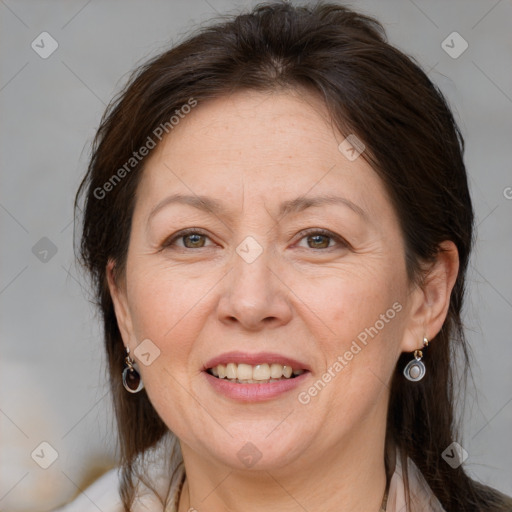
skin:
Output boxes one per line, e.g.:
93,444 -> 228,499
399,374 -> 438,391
107,89 -> 459,512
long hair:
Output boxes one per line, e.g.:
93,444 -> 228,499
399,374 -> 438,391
74,2 -> 511,510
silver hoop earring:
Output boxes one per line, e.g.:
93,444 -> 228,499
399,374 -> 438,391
403,337 -> 429,382
122,347 -> 144,393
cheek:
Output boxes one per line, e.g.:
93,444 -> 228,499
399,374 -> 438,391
301,264 -> 405,349
126,258 -> 209,333
124,264 -> 212,375
295,266 -> 406,408
123,267 -> 213,433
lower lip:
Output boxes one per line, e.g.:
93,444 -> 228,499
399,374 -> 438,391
203,371 -> 309,402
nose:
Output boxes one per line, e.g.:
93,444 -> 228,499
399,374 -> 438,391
216,245 -> 293,331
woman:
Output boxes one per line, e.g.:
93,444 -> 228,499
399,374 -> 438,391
57,2 -> 511,511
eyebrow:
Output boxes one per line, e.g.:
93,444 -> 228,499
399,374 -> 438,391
147,194 -> 228,225
146,193 -> 368,225
278,195 -> 368,221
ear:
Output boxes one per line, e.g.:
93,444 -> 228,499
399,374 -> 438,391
106,258 -> 136,350
400,241 -> 459,352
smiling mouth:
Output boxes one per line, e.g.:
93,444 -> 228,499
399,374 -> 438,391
207,362 -> 306,384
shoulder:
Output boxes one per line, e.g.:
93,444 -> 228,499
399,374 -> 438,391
471,480 -> 512,511
51,468 -> 123,512
387,454 -> 446,512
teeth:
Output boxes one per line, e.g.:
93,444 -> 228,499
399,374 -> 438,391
208,362 -> 305,382
253,364 -> 270,380
237,363 -> 253,380
270,363 -> 283,378
226,363 -> 237,379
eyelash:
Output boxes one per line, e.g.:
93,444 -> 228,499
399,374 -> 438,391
161,227 -> 349,251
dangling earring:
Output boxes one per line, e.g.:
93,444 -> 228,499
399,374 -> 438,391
122,347 -> 144,393
403,337 -> 429,382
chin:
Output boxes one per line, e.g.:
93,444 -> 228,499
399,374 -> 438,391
202,430 -> 310,472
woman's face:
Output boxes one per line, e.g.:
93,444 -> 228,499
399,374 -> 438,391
109,90 -> 425,471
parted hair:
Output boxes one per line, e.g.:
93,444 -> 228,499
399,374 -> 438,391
75,2 -> 512,510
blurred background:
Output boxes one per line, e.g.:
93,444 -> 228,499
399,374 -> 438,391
1,0 -> 511,510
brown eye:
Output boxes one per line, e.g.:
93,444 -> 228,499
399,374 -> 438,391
162,229 -> 212,250
296,229 -> 347,250
306,233 -> 332,249
182,233 -> 206,248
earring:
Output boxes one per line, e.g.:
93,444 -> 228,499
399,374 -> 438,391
122,347 -> 144,393
403,337 -> 429,382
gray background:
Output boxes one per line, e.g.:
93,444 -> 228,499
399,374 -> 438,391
1,0 -> 511,510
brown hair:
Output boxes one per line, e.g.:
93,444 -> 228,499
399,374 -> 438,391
74,2 -> 511,510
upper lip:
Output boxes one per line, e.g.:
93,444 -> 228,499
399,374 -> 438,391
203,351 -> 311,372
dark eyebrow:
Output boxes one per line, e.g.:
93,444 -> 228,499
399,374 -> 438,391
147,193 -> 368,225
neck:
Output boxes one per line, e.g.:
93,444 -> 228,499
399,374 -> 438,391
177,414 -> 388,512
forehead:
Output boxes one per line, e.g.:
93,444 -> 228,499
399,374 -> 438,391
135,90 -> 386,219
